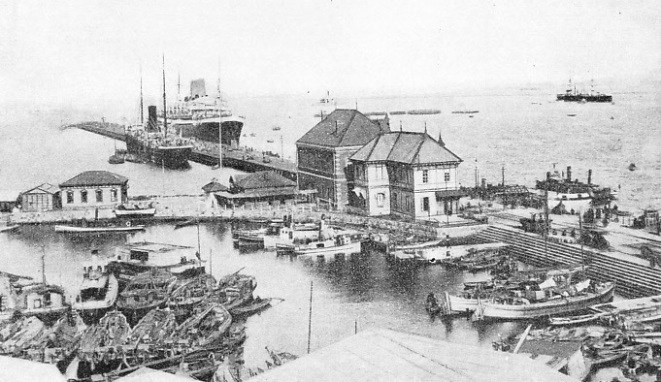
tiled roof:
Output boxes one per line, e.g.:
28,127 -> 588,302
202,181 -> 229,193
296,109 -> 390,148
60,171 -> 128,187
350,132 -> 462,165
230,171 -> 296,190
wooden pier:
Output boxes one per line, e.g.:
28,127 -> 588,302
477,225 -> 661,298
75,122 -> 297,181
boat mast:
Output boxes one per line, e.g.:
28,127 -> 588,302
217,58 -> 223,171
140,64 -> 144,125
41,246 -> 47,285
162,54 -> 168,139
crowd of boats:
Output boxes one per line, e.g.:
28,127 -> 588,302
0,241 -> 285,381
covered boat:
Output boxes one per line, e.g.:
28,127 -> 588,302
116,269 -> 176,322
11,281 -> 69,323
73,256 -> 120,324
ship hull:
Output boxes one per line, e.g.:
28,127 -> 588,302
557,94 -> 613,103
125,135 -> 192,168
478,283 -> 615,320
173,119 -> 243,146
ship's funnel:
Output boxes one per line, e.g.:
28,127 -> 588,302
190,79 -> 206,98
567,166 -> 572,182
147,105 -> 158,131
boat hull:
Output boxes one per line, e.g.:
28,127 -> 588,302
54,225 -> 145,233
478,283 -> 615,320
175,119 -> 244,146
125,134 -> 192,168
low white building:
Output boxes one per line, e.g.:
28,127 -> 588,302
348,131 -> 463,220
59,171 -> 129,209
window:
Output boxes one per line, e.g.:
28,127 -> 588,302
406,196 -> 412,212
423,170 -> 429,183
392,192 -> 398,209
96,189 -> 103,202
111,189 -> 118,202
423,197 -> 430,212
66,191 -> 74,204
376,193 -> 385,208
444,172 -> 450,182
80,190 -> 88,203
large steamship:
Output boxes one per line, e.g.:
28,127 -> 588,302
167,79 -> 244,146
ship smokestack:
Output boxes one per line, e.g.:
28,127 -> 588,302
190,79 -> 206,98
588,169 -> 592,185
567,166 -> 572,182
148,105 -> 158,131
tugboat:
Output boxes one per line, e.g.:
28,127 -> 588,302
557,79 -> 612,103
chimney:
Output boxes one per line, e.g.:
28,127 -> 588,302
588,169 -> 592,185
546,171 -> 551,181
148,105 -> 158,131
481,178 -> 486,189
567,166 -> 572,182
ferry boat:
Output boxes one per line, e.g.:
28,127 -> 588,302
108,241 -> 204,285
473,281 -> 615,320
167,79 -> 244,146
557,79 -> 612,103
72,256 -> 120,324
116,268 -> 177,321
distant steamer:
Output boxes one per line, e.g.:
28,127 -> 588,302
557,79 -> 612,103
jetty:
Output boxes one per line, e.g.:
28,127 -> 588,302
74,122 -> 297,181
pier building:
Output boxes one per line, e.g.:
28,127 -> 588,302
214,171 -> 298,209
59,171 -> 129,210
19,183 -> 61,212
349,131 -> 463,220
296,109 -> 389,210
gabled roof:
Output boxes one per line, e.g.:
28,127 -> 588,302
201,181 -> 229,193
296,109 -> 390,148
246,328 -> 577,382
60,171 -> 128,187
21,183 -> 60,195
350,131 -> 462,165
230,171 -> 296,190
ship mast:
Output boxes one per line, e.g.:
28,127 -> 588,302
162,54 -> 168,139
217,58 -> 223,171
139,64 -> 144,125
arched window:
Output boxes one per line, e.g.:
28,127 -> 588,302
80,190 -> 88,203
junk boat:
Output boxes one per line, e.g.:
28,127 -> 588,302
72,255 -> 120,324
128,307 -> 177,345
471,280 -> 615,320
168,273 -> 217,320
167,79 -> 244,146
113,202 -> 156,217
108,241 -> 204,286
171,301 -> 232,347
116,268 -> 177,322
557,79 -> 612,103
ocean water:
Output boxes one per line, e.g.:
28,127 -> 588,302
0,87 -> 659,369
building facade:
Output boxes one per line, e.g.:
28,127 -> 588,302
59,171 -> 129,209
296,109 -> 389,210
20,183 -> 61,212
214,171 -> 298,208
349,131 -> 463,220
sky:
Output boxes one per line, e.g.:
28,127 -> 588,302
1,0 -> 660,109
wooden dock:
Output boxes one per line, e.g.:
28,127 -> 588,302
476,224 -> 661,298
75,122 -> 297,180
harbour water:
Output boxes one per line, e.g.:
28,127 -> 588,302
1,86 -> 660,369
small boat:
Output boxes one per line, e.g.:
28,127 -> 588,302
116,269 -> 177,322
128,307 -> 177,345
0,225 -> 19,233
549,312 -> 608,326
171,301 -> 232,347
406,109 -> 441,115
0,315 -> 45,351
567,113 -> 577,117
174,218 -> 196,229
451,110 -> 479,114
266,139 -> 274,143
108,154 -> 125,164
114,203 -> 156,217
37,309 -> 87,350
79,310 -> 131,352
54,223 -> 145,233
168,273 -> 217,320
272,126 -> 281,131
229,296 -> 272,317
276,220 -> 362,258
629,163 -> 637,171
72,256 -> 120,324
